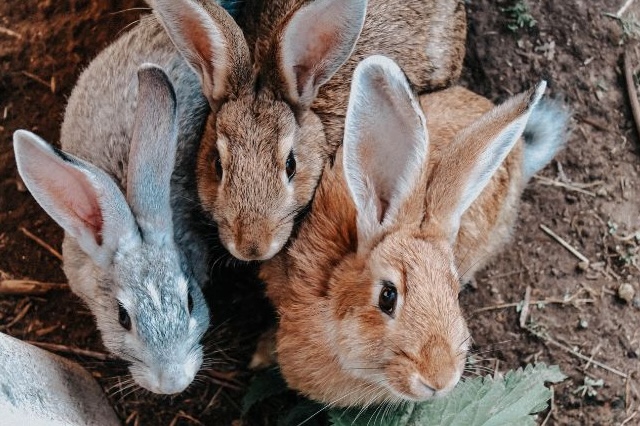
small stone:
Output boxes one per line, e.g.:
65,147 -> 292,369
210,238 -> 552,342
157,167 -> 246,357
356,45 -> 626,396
578,319 -> 589,329
596,187 -> 608,197
618,283 -> 635,303
577,261 -> 589,272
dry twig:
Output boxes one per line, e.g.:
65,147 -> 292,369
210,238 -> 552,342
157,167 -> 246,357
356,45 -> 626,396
3,302 -> 32,329
617,0 -> 637,17
20,227 -> 63,261
471,295 -> 593,315
533,175 -> 598,197
0,25 -> 22,39
527,328 -> 628,378
621,411 -> 637,426
539,224 -> 590,264
21,71 -> 52,91
624,47 -> 640,141
26,341 -> 117,361
540,385 -> 555,426
0,279 -> 67,295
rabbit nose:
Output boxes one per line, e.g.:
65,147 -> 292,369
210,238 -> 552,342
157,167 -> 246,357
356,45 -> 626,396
154,365 -> 194,395
228,223 -> 280,261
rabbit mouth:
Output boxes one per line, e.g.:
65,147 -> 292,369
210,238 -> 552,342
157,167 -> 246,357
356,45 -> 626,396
130,358 -> 201,395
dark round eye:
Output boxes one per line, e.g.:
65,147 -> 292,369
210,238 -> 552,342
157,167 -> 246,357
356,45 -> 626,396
214,156 -> 223,180
118,302 -> 132,331
378,281 -> 397,316
286,151 -> 296,180
187,293 -> 194,314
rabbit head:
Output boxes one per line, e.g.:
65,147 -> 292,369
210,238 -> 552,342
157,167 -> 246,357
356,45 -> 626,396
13,66 -> 210,395
148,0 -> 367,261
264,56 -> 546,405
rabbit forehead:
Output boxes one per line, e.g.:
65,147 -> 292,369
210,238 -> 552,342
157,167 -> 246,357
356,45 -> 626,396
216,92 -> 296,151
112,244 -> 190,322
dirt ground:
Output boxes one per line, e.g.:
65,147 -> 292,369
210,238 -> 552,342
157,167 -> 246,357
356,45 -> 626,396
1,0 -> 639,425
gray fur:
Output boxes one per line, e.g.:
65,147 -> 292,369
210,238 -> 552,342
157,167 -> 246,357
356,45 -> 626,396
15,16 -> 213,394
522,99 -> 569,180
0,332 -> 120,425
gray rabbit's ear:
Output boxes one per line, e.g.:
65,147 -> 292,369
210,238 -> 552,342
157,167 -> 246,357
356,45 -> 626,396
148,0 -> 250,107
423,81 -> 546,242
127,65 -> 177,246
13,130 -> 140,268
343,55 -> 428,247
277,0 -> 367,108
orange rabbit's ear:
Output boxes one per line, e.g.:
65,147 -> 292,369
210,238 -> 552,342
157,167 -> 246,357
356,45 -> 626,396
277,0 -> 367,108
423,81 -> 547,242
343,55 -> 428,249
148,0 -> 250,107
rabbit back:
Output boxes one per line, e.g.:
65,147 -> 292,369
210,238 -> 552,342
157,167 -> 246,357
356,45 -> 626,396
61,16 -> 212,285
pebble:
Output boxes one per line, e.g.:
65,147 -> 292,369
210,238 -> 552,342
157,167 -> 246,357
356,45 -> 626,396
617,283 -> 635,303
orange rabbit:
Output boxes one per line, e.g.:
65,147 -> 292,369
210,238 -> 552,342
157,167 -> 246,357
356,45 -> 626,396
260,55 -> 567,405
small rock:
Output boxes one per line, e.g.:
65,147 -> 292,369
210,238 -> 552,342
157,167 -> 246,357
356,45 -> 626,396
617,283 -> 635,303
578,319 -> 589,329
596,187 -> 608,197
577,261 -> 589,272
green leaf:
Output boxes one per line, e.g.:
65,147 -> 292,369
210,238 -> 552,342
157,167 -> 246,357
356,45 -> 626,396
326,363 -> 565,426
242,367 -> 289,415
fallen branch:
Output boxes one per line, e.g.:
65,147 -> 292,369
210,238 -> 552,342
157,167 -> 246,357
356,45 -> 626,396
624,47 -> 640,142
0,280 -> 67,295
471,297 -> 593,315
3,302 -> 32,329
20,227 -> 63,261
532,175 -> 598,197
617,0 -> 637,17
539,224 -> 590,265
25,341 -> 117,361
527,328 -> 628,379
0,25 -> 23,39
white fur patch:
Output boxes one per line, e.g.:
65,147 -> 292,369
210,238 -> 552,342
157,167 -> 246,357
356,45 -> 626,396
145,279 -> 161,308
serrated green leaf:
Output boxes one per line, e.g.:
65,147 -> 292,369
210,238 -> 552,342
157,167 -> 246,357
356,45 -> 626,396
325,363 -> 565,426
242,367 -> 289,415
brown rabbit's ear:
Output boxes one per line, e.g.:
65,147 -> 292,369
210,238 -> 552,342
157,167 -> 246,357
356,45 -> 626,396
343,56 -> 428,248
423,81 -> 547,242
277,0 -> 367,108
148,0 -> 250,107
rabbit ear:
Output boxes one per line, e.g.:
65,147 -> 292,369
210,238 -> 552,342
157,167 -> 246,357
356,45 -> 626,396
126,65 -> 177,245
343,56 -> 428,246
278,0 -> 367,108
13,130 -> 140,268
424,81 -> 547,242
148,0 -> 250,106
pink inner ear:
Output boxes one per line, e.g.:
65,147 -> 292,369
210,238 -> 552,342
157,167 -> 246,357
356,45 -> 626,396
48,163 -> 105,247
292,27 -> 339,95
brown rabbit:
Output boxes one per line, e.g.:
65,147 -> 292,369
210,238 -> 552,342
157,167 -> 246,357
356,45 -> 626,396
147,0 -> 467,261
259,56 -> 567,405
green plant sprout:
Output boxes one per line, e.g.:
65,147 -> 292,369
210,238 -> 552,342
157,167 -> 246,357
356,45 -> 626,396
501,1 -> 537,32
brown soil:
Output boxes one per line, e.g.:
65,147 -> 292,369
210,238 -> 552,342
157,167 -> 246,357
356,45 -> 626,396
1,0 -> 639,425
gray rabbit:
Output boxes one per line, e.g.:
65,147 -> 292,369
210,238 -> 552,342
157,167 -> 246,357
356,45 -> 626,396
14,62 -> 210,395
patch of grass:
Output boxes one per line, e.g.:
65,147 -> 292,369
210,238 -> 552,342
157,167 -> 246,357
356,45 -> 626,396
501,1 -> 537,32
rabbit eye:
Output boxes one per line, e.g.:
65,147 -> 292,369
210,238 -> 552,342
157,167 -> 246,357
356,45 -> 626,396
378,281 -> 397,316
286,151 -> 296,180
214,157 -> 223,180
187,293 -> 194,314
117,302 -> 132,331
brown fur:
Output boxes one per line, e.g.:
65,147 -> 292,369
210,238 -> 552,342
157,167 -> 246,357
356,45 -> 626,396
260,86 -> 534,406
151,0 -> 467,260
